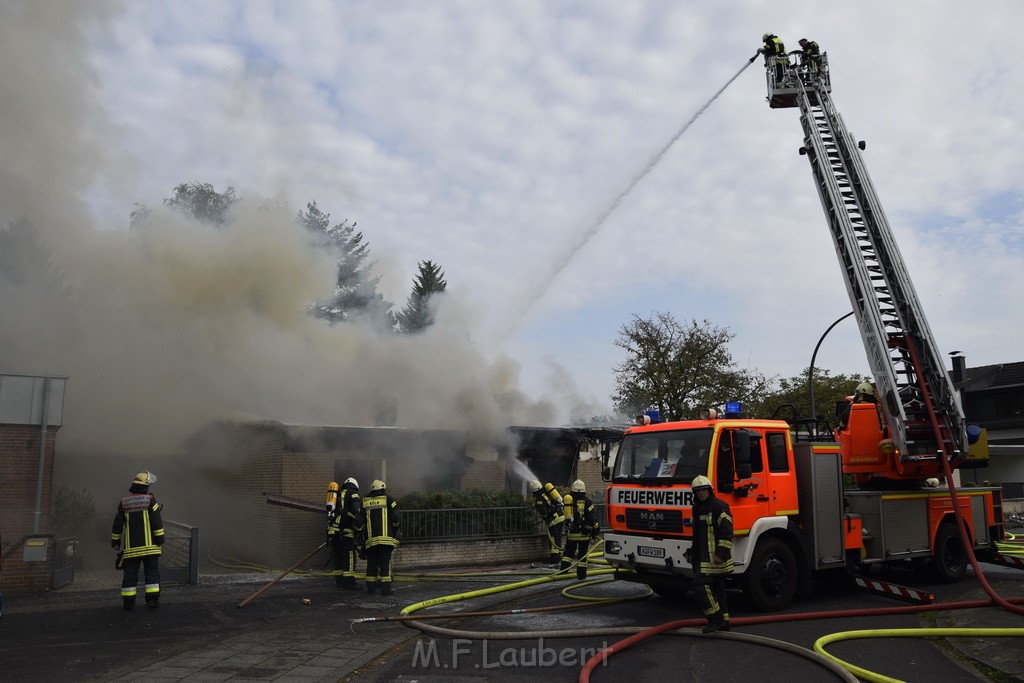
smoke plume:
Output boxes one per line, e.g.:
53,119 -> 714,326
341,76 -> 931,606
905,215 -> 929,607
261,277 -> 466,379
0,2 -> 556,461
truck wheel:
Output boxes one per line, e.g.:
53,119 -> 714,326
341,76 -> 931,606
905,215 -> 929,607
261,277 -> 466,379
931,523 -> 967,583
743,537 -> 797,611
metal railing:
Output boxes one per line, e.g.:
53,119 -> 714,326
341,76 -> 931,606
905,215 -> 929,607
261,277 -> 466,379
398,504 -> 610,541
161,520 -> 199,585
399,506 -> 541,541
52,536 -> 76,588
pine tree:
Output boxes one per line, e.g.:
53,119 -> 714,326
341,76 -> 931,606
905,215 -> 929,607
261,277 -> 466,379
297,201 -> 395,327
163,182 -> 238,227
397,260 -> 448,333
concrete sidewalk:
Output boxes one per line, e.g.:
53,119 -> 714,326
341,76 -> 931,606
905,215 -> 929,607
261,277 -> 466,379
3,561 -> 1023,682
1,564 -> 463,682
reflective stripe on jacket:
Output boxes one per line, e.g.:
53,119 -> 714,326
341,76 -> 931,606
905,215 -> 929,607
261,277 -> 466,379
691,495 -> 734,575
362,494 -> 399,548
566,496 -> 599,541
111,490 -> 164,559
328,487 -> 363,538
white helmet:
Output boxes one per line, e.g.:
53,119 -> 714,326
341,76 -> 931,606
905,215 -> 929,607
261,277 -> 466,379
343,477 -> 359,489
528,480 -> 542,493
133,471 -> 157,486
691,475 -> 712,490
370,479 -> 386,493
570,479 -> 586,493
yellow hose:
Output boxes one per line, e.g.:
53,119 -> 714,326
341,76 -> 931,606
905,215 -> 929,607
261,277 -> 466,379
814,627 -> 1024,683
400,567 -> 617,616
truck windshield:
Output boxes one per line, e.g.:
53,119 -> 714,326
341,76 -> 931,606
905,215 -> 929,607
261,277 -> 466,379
612,428 -> 713,482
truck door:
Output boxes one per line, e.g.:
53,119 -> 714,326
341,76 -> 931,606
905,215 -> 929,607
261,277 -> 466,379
714,429 -> 764,535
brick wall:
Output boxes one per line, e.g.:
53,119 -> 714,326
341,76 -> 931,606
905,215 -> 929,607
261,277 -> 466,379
0,536 -> 53,594
576,458 -> 605,501
393,535 -> 549,571
1,424 -> 59,594
461,460 -> 507,491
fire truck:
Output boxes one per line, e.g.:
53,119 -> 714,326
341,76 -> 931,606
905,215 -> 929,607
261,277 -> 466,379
602,46 -> 1007,611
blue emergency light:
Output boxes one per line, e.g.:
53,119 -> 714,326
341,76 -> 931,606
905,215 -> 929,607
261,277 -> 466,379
724,401 -> 742,418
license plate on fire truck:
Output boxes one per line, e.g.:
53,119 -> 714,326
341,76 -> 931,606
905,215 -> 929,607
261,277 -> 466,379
637,545 -> 665,558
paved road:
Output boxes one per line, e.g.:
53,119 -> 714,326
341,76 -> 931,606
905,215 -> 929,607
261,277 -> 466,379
1,561 -> 1022,682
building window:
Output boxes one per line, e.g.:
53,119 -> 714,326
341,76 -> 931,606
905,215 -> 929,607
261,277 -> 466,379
994,393 -> 1024,420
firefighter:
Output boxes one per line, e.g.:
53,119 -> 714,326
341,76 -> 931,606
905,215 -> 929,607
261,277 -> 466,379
798,38 -> 822,76
758,32 -> 788,82
529,480 -> 565,564
854,382 -> 877,404
327,477 -> 363,590
361,479 -> 399,596
560,480 -> 600,579
686,475 -> 733,633
837,381 -> 878,429
111,471 -> 165,610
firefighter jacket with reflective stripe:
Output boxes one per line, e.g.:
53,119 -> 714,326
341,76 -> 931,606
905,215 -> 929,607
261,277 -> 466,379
362,494 -> 399,548
533,491 -> 565,527
763,36 -> 785,57
328,487 -> 363,538
566,495 -> 599,541
690,494 -> 733,575
111,485 -> 164,559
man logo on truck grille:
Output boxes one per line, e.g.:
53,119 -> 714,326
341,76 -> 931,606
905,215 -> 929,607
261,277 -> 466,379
639,511 -> 665,527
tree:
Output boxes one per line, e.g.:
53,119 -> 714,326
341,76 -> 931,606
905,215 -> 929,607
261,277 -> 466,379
743,367 -> 871,422
612,313 -> 771,420
162,182 -> 239,227
297,201 -> 395,328
396,260 -> 447,333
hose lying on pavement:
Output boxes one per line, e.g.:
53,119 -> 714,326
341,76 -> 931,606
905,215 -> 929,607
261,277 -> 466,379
814,627 -> 1024,683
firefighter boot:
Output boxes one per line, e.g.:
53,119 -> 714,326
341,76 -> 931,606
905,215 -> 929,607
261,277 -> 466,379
122,596 -> 135,611
341,577 -> 361,591
146,594 -> 160,609
577,567 -> 587,581
366,580 -> 378,595
702,618 -> 729,634
380,582 -> 393,596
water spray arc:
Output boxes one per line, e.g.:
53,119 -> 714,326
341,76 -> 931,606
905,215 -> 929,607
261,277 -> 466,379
498,57 -> 758,341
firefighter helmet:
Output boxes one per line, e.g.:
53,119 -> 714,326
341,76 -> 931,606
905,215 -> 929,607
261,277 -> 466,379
343,477 -> 359,489
133,471 -> 157,486
691,475 -> 712,490
370,479 -> 386,493
570,479 -> 586,493
855,382 -> 874,396
763,32 -> 774,41
528,480 -> 542,493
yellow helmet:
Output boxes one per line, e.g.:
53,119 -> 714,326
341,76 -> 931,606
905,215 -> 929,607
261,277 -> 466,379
570,479 -> 586,494
691,475 -> 712,490
133,471 -> 157,486
855,382 -> 874,396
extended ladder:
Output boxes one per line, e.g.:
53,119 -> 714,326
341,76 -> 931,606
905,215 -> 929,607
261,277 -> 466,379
770,57 -> 967,463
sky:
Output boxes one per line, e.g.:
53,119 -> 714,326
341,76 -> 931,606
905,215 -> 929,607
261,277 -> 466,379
2,1 -> 1023,457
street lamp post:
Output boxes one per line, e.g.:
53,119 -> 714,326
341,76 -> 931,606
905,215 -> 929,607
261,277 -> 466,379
808,311 -> 855,422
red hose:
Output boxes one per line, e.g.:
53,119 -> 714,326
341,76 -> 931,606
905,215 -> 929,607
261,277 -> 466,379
579,595 -> 1024,681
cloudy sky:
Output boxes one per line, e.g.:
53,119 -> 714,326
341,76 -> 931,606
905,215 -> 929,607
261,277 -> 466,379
2,1 -> 1022,453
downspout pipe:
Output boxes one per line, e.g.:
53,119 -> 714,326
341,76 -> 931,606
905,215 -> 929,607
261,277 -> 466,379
32,377 -> 50,534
